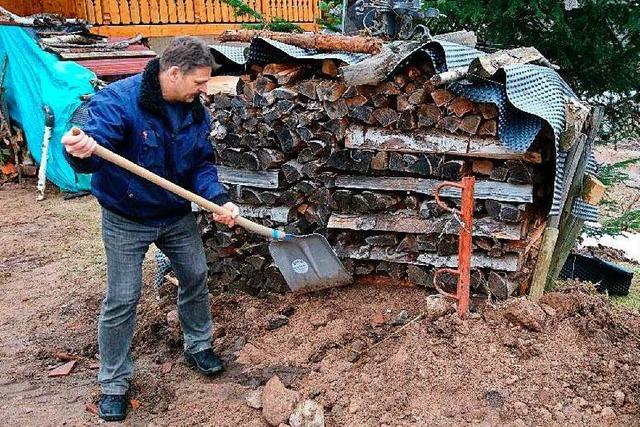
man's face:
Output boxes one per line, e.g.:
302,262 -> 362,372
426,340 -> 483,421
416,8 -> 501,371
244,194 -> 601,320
169,65 -> 211,103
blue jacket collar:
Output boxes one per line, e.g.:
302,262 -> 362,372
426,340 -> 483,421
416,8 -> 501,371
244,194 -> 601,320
138,58 -> 206,124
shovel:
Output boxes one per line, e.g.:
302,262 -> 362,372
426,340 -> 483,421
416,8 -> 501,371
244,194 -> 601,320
90,142 -> 353,293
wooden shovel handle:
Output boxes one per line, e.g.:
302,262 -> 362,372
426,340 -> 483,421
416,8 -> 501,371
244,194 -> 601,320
92,144 -> 287,240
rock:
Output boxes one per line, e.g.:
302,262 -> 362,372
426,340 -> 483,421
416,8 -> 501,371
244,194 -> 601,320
574,397 -> 589,408
166,310 -> 179,328
613,390 -> 625,407
267,315 -> 290,330
246,387 -> 264,409
390,310 -> 409,326
289,399 -> 325,427
539,303 -> 557,317
539,293 -> 581,318
600,406 -> 616,420
513,401 -> 528,416
538,407 -> 553,422
425,295 -> 453,320
262,375 -> 301,426
503,298 -> 546,332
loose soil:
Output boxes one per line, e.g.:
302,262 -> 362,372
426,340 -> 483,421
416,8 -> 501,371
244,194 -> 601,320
1,181 -> 640,426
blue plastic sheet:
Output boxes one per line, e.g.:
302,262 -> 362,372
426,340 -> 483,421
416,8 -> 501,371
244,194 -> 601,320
0,26 -> 96,192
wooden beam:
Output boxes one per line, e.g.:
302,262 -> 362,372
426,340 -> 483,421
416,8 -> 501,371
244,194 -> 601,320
328,213 -> 523,240
89,22 -> 317,38
217,165 -> 279,189
237,204 -> 291,223
345,125 -> 542,163
335,176 -> 533,203
57,50 -> 157,60
335,246 -> 519,272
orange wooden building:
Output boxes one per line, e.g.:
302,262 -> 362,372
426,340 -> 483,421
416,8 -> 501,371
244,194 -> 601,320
1,0 -> 319,36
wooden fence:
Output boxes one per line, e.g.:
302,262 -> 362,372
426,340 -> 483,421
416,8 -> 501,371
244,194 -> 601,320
2,0 -> 318,36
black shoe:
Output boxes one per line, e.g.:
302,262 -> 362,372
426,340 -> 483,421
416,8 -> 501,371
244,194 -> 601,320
98,394 -> 128,422
185,348 -> 224,376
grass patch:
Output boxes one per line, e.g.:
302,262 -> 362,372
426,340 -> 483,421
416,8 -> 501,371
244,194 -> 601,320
610,263 -> 640,312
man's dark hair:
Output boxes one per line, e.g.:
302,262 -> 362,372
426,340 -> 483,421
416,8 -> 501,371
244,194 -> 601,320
159,36 -> 219,73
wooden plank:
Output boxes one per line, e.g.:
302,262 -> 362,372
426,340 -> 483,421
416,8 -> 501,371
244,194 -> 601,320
89,23 -> 318,37
218,0 -> 230,22
139,0 -> 151,23
159,0 -> 170,22
193,0 -> 206,22
345,125 -> 542,163
167,0 -> 178,22
328,213 -> 522,240
335,176 -> 533,203
58,50 -> 157,60
107,0 -> 122,24
119,0 -> 132,23
184,0 -> 195,21
130,0 -> 142,24
85,0 -> 97,24
335,246 -> 520,272
217,165 -> 280,189
176,0 -> 187,22
149,0 -> 161,22
237,205 -> 291,223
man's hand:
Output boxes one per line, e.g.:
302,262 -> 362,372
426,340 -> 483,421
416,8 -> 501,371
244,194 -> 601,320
211,202 -> 240,227
62,127 -> 97,158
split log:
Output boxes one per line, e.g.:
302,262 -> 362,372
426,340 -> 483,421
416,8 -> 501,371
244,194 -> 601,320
237,205 -> 292,223
321,59 -> 339,77
217,166 -> 280,189
316,81 -> 347,102
326,150 -> 373,174
257,148 -> 286,170
335,175 -> 534,203
328,213 -> 523,240
582,174 -> 606,205
487,271 -> 518,300
206,76 -> 242,96
342,41 -> 424,86
335,245 -> 520,272
218,31 -> 384,54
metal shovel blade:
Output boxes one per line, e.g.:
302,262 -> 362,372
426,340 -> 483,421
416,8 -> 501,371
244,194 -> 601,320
268,233 -> 353,293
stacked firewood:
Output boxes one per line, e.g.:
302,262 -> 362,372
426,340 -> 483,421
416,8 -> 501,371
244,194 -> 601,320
201,58 -> 545,298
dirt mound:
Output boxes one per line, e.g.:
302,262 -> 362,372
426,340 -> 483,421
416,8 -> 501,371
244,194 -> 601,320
132,280 -> 640,426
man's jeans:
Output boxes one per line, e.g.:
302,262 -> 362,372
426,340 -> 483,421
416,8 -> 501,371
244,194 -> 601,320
98,208 -> 212,395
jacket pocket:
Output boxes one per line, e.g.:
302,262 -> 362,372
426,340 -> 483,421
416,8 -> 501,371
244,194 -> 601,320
138,129 -> 165,173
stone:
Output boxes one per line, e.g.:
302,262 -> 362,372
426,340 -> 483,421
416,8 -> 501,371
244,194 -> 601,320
262,376 -> 301,426
613,390 -> 625,407
390,310 -> 409,326
600,407 -> 616,420
246,387 -> 264,409
425,295 -> 453,320
503,298 -> 546,332
166,310 -> 179,328
289,399 -> 325,427
513,401 -> 528,416
267,315 -> 290,330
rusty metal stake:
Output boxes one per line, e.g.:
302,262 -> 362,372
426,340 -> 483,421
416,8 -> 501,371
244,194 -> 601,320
433,176 -> 475,318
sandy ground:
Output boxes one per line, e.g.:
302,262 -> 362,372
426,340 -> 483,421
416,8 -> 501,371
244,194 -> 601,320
1,181 -> 640,427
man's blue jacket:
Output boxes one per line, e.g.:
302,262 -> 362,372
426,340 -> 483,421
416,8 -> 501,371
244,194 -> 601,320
66,59 -> 229,226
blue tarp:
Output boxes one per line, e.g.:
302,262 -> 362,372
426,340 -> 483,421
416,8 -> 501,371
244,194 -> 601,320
0,26 -> 96,192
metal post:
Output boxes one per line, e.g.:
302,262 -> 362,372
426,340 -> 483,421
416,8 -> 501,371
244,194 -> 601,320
433,176 -> 475,318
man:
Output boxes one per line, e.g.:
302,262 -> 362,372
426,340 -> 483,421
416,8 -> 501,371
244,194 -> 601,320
62,36 -> 239,422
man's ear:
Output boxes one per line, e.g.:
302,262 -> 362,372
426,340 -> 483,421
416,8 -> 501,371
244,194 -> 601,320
167,66 -> 182,82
